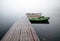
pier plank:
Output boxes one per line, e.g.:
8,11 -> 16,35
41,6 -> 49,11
1,16 -> 40,41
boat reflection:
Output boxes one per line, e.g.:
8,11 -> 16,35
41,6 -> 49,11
30,21 -> 49,24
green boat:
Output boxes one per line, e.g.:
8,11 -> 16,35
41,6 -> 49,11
26,13 -> 50,22
29,16 -> 50,22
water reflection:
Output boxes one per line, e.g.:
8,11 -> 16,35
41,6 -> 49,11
30,21 -> 49,24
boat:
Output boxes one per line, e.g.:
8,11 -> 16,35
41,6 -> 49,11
26,13 -> 50,23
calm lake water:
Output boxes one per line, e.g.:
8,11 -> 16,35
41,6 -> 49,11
32,9 -> 60,41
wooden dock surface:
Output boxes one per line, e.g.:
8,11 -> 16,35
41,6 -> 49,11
1,16 -> 40,41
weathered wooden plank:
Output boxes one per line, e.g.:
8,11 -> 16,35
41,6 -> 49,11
1,16 -> 40,41
25,16 -> 40,41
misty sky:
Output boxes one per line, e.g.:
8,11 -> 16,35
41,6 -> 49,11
0,0 -> 60,23
0,0 -> 60,15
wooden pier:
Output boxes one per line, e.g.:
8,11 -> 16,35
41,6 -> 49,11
1,16 -> 40,41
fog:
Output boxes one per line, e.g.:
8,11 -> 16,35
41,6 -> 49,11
0,0 -> 60,15
0,0 -> 60,28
